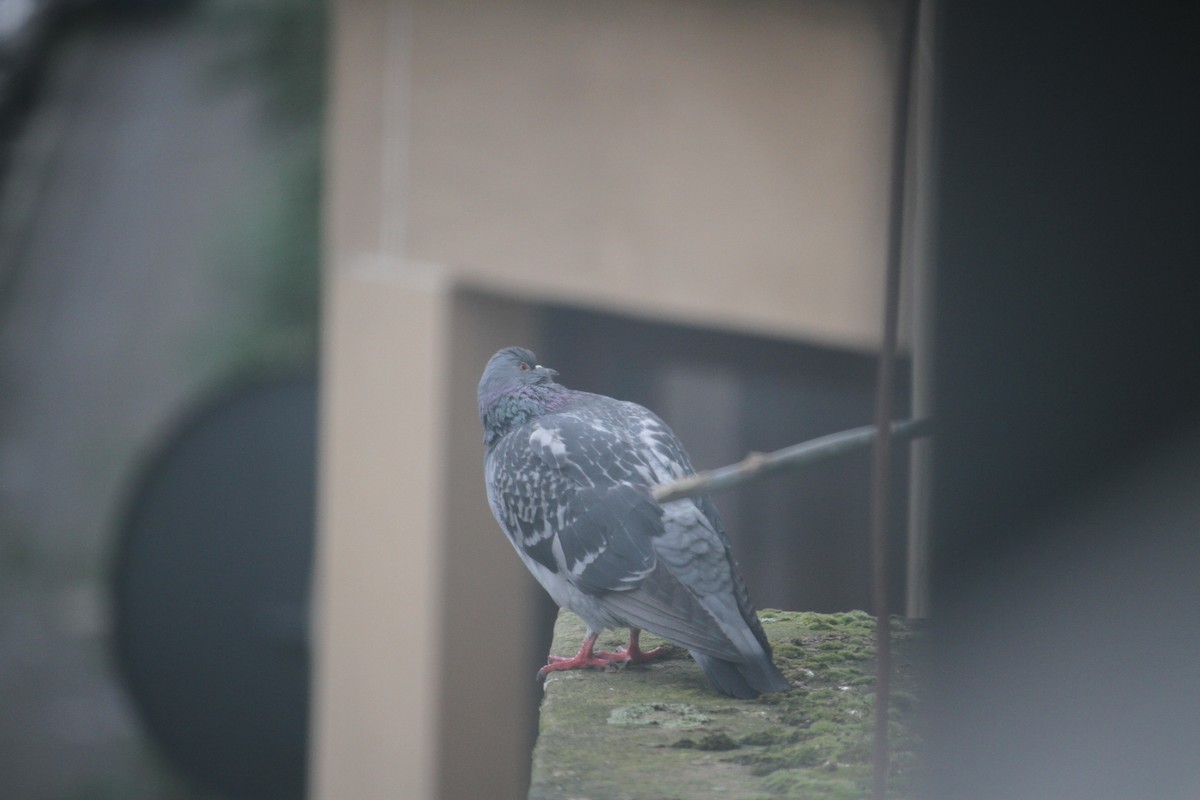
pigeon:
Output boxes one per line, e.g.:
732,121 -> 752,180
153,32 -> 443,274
478,346 -> 789,699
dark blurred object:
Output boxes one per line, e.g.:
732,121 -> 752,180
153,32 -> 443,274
104,0 -> 193,15
0,0 -> 66,125
0,0 -> 194,143
112,375 -> 316,800
927,4 -> 1200,800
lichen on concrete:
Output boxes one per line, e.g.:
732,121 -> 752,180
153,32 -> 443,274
528,609 -> 922,799
607,703 -> 712,729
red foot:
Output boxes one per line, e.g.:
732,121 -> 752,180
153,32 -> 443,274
537,632 -> 612,679
595,629 -> 668,665
538,629 -> 669,680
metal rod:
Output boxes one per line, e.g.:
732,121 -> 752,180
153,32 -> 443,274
905,0 -> 937,621
872,0 -> 921,797
651,417 -> 933,504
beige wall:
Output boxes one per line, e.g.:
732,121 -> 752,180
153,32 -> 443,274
312,264 -> 450,800
408,0 -> 895,348
312,2 -> 899,799
437,290 -> 543,800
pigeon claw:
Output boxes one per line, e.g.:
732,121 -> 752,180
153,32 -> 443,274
593,645 -> 668,664
537,631 -> 614,680
538,628 -> 669,681
537,654 -> 615,679
594,628 -> 668,665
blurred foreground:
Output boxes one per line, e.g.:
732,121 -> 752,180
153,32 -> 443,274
0,5 -> 316,797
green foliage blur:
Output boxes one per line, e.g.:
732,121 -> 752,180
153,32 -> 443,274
205,0 -> 326,128
204,0 -> 326,375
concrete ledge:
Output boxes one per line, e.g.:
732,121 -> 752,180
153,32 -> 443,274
529,609 -> 920,800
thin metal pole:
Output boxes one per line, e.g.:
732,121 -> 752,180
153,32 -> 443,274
652,417 -> 933,504
872,0 -> 921,798
905,0 -> 937,622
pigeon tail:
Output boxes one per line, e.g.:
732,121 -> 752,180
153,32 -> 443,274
690,650 -> 790,699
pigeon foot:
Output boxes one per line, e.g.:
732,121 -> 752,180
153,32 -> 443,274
594,628 -> 668,664
537,632 -> 614,679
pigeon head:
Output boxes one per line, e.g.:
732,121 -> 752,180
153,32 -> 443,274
478,347 -> 564,446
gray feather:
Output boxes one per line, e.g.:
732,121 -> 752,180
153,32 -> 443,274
479,346 -> 788,698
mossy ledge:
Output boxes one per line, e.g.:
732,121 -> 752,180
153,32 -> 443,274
528,609 -> 921,800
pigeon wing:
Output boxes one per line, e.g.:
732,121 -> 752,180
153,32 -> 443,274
523,415 -> 662,594
552,482 -> 661,594
525,411 -> 752,659
488,414 -> 664,593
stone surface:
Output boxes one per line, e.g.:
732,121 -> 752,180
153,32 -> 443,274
530,609 -> 921,800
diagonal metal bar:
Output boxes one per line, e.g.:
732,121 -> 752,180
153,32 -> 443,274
651,417 -> 933,504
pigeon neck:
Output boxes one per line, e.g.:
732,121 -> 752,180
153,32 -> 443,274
483,384 -> 568,447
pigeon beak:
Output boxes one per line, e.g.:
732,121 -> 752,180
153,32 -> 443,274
534,365 -> 559,379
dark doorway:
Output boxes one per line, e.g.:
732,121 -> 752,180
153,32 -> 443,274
540,305 -> 911,613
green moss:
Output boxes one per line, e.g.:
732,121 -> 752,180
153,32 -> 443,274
772,643 -> 806,660
762,768 -> 866,799
672,732 -> 740,751
607,703 -> 711,729
742,728 -> 802,747
808,719 -> 839,736
820,667 -> 859,685
529,609 -> 922,800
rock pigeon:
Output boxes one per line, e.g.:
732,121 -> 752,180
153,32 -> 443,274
478,346 -> 789,699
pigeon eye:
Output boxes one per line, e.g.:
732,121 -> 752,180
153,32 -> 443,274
518,362 -> 530,371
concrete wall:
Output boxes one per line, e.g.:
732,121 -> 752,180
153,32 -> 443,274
407,0 -> 895,348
